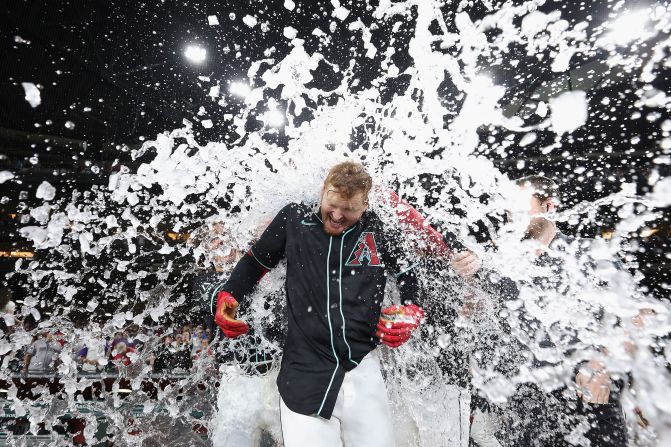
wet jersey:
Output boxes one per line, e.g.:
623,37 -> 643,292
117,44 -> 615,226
221,202 -> 421,418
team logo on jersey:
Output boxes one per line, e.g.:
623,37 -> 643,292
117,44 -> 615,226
345,232 -> 385,267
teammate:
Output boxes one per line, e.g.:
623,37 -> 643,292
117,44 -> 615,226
452,175 -> 628,446
214,161 -> 426,446
190,220 -> 285,446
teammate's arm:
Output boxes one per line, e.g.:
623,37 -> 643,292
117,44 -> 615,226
386,190 -> 450,256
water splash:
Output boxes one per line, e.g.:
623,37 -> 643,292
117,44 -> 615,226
5,0 -> 671,445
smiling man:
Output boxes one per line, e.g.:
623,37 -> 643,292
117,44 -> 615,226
213,161 -> 425,446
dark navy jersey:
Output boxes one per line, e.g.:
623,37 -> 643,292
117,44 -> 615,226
221,202 -> 421,418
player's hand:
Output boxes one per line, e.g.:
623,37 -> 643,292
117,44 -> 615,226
451,251 -> 482,279
376,304 -> 425,348
214,291 -> 250,338
576,359 -> 611,404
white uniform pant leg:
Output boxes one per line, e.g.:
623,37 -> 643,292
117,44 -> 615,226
416,384 -> 470,447
211,365 -> 281,447
470,409 -> 502,447
280,351 -> 395,447
390,380 -> 470,447
280,397 -> 343,447
337,351 -> 395,447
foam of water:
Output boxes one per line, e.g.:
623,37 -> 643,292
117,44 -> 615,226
5,0 -> 671,445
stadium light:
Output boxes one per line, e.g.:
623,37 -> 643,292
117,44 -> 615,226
184,45 -> 207,64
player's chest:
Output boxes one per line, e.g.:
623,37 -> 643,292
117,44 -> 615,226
287,226 -> 388,274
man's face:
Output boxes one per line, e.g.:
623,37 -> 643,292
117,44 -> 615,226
320,184 -> 367,236
503,186 -> 555,238
518,186 -> 555,238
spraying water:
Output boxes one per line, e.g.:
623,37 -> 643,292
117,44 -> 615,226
3,0 -> 671,445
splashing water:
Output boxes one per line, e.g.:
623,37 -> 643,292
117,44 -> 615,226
5,0 -> 671,445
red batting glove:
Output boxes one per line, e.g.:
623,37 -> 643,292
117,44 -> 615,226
214,291 -> 250,338
376,304 -> 425,348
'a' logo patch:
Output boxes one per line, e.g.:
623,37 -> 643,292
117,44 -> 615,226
345,232 -> 385,267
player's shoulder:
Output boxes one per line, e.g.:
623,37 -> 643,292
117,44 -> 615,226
360,209 -> 385,229
281,202 -> 313,213
278,202 -> 318,221
358,211 -> 393,243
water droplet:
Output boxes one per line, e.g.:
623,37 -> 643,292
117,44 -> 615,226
438,334 -> 452,349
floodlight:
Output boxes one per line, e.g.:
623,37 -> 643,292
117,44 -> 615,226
184,45 -> 207,64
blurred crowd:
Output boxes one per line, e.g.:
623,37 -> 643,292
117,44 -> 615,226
2,288 -> 216,377
0,218 -> 266,380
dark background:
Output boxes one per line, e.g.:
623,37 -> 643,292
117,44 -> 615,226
0,0 -> 668,307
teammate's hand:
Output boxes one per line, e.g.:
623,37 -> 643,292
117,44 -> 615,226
376,304 -> 425,348
451,251 -> 482,279
576,359 -> 611,404
214,291 -> 250,338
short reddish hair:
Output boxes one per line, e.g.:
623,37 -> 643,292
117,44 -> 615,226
324,161 -> 372,201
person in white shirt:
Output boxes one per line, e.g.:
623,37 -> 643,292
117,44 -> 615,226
23,329 -> 62,375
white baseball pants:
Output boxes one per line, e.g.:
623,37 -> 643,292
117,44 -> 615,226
279,351 -> 395,447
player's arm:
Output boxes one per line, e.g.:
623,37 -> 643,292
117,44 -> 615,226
214,205 -> 290,338
386,190 -> 450,256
